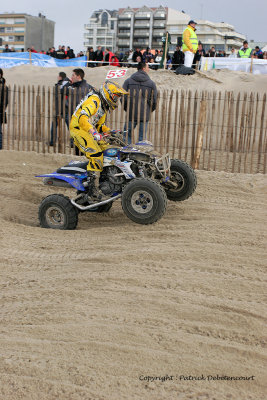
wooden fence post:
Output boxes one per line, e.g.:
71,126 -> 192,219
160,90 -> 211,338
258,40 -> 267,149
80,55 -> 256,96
192,98 -> 207,169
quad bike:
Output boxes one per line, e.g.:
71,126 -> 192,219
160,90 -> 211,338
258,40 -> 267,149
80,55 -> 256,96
36,131 -> 197,229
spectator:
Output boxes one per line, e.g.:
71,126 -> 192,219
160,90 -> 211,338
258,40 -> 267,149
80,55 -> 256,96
104,48 -> 114,66
48,47 -> 57,58
253,46 -> 263,59
149,58 -> 157,70
122,62 -> 157,143
228,48 -> 237,58
56,45 -> 66,59
207,46 -> 216,57
94,46 -> 104,66
166,54 -> 172,69
3,44 -> 11,53
216,50 -> 224,57
132,48 -> 143,62
238,40 -> 252,58
155,51 -> 163,64
30,46 -> 38,53
127,49 -> 133,65
65,68 -> 93,113
66,46 -> 75,59
110,55 -> 120,67
50,72 -> 70,146
143,47 -> 152,62
0,69 -> 8,150
182,20 -> 198,68
172,46 -> 185,69
193,42 -> 205,68
87,47 -> 96,67
263,52 -> 267,60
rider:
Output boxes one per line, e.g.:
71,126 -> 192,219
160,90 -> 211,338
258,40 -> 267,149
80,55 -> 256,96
70,80 -> 128,199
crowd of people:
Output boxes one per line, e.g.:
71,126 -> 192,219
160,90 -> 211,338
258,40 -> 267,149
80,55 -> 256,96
2,39 -> 267,70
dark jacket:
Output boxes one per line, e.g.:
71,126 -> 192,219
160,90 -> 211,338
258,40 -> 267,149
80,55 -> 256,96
132,50 -> 143,63
67,49 -> 75,59
64,79 -> 94,114
0,78 -> 8,124
123,70 -> 157,122
172,50 -> 184,67
94,50 -> 104,62
55,77 -> 70,115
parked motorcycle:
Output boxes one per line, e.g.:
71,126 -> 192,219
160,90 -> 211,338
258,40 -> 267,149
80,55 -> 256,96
36,131 -> 197,229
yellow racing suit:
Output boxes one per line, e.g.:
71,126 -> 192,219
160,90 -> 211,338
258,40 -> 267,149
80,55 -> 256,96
70,91 -> 110,172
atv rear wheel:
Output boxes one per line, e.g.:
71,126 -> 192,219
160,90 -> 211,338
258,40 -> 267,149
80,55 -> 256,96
122,178 -> 167,225
39,194 -> 78,230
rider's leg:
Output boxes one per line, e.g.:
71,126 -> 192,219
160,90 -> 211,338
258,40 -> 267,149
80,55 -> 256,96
70,128 -> 106,198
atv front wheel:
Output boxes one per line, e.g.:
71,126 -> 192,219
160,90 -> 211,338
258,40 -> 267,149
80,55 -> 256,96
39,194 -> 78,230
164,159 -> 197,201
122,178 -> 167,225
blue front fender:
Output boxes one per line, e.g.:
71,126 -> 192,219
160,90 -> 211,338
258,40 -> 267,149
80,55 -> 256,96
36,173 -> 86,191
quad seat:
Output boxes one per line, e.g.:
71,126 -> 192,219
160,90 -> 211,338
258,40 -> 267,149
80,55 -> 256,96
56,161 -> 88,174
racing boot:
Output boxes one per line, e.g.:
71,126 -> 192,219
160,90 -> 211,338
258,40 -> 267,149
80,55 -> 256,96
86,171 -> 108,201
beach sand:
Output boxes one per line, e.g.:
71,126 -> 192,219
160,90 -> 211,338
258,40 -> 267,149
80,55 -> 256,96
0,150 -> 266,399
3,64 -> 267,94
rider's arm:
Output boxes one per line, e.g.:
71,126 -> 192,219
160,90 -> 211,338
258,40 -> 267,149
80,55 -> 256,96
78,95 -> 100,133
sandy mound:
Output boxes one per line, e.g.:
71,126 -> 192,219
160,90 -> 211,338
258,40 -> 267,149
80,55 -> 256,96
3,64 -> 267,94
0,151 -> 266,399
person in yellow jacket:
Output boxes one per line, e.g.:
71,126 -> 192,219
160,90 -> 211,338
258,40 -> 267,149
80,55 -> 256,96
182,20 -> 198,68
70,80 -> 128,199
237,40 -> 252,58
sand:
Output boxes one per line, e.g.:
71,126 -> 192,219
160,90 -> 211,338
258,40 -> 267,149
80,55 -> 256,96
0,150 -> 266,400
3,64 -> 267,94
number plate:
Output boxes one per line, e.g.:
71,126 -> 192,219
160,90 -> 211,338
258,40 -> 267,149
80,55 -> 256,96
106,69 -> 127,79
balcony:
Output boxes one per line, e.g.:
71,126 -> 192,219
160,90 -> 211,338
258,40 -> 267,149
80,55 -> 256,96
153,30 -> 165,37
133,40 -> 149,47
135,14 -> 151,20
118,22 -> 131,28
118,32 -> 130,38
133,31 -> 149,37
152,41 -> 163,48
118,15 -> 131,20
134,22 -> 150,28
153,22 -> 165,28
154,14 -> 166,20
118,40 -> 130,46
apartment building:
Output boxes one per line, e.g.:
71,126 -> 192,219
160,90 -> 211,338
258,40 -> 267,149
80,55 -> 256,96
84,9 -> 118,53
117,6 -> 167,52
84,7 -> 246,54
0,13 -> 55,52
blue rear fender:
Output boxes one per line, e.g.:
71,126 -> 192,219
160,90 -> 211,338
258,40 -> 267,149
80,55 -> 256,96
36,172 -> 86,191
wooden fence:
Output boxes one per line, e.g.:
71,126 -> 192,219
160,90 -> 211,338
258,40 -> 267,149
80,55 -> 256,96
1,85 -> 266,174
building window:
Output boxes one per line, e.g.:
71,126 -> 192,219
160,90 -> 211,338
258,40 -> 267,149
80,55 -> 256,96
8,36 -> 14,41
15,19 -> 25,24
15,36 -> 24,42
0,27 -> 4,32
101,12 -> 108,27
6,27 -> 14,32
110,21 -> 114,30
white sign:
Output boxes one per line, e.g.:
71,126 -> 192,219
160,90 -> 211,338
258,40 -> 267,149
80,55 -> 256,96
106,69 -> 127,79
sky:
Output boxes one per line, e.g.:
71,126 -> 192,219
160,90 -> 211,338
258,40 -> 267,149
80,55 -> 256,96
1,0 -> 266,53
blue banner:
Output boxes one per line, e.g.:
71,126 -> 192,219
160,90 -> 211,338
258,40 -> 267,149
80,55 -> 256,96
0,52 -> 87,68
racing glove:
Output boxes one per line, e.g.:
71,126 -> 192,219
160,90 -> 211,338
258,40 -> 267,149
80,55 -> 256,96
92,131 -> 103,141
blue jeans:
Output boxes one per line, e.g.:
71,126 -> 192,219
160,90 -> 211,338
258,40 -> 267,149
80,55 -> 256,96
124,121 -> 148,144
